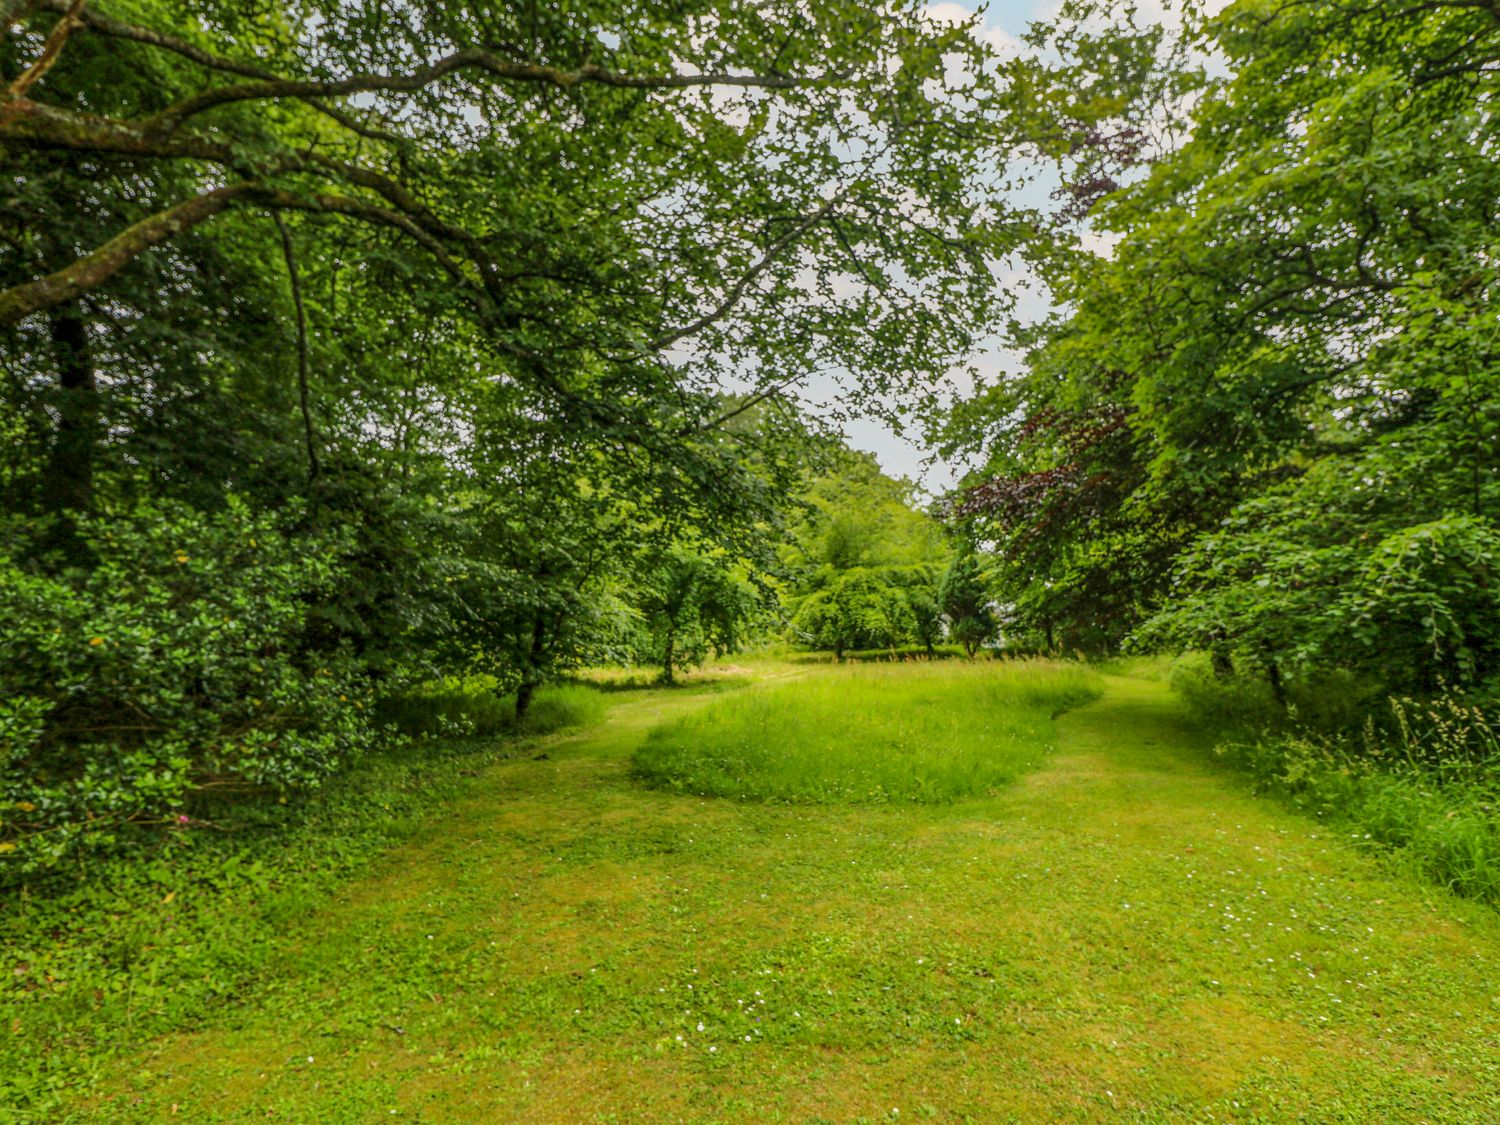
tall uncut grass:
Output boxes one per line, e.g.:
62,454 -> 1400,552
633,659 -> 1101,804
1170,656 -> 1500,904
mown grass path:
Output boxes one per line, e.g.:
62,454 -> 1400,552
90,670 -> 1500,1122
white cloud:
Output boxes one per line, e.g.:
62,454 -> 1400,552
924,2 -> 1026,62
1028,0 -> 1232,33
1079,228 -> 1123,258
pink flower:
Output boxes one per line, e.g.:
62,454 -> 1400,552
177,815 -> 190,824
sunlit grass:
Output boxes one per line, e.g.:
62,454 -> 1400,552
16,664 -> 1500,1122
632,659 -> 1101,803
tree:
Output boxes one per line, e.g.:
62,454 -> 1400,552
441,389 -> 649,722
788,453 -> 949,575
940,549 -> 998,657
633,547 -> 759,684
904,574 -> 945,657
2,0 -> 1026,455
948,0 -> 1500,694
1,0 -> 1043,866
947,388 -> 1176,655
791,569 -> 916,661
780,449 -> 953,659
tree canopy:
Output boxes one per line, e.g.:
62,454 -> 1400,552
949,0 -> 1500,696
11,0 -> 1498,871
1,0 -> 1053,869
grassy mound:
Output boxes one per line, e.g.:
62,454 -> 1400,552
632,659 -> 1100,804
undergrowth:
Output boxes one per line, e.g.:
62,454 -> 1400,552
632,659 -> 1100,804
786,643 -> 975,664
377,679 -> 606,738
1171,656 -> 1500,903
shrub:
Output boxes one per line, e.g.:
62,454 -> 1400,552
1168,653 -> 1285,734
791,569 -> 917,659
939,549 -> 998,655
378,682 -> 517,738
1216,731 -> 1500,902
1168,653 -> 1384,737
0,500 -> 375,875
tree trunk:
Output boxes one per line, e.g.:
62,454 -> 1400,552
42,304 -> 96,515
1208,628 -> 1235,678
661,629 -> 676,685
1266,660 -> 1287,710
515,617 -> 548,723
1043,617 -> 1055,653
514,678 -> 538,724
273,212 -> 319,481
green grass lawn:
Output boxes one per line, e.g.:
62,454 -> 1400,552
9,661 -> 1500,1122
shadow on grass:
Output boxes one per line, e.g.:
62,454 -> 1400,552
785,645 -> 988,665
568,670 -> 755,694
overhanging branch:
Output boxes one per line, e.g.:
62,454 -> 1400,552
29,0 -> 407,143
148,50 -> 825,133
5,0 -> 83,99
651,195 -> 842,351
0,182 -> 261,325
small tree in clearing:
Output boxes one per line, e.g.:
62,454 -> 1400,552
636,549 -> 759,684
792,569 -> 916,661
941,549 -> 998,656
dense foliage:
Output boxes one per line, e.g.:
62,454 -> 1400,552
950,0 -> 1500,701
631,546 -> 761,684
0,500 -> 375,863
0,0 -> 1037,872
10,0 -> 1494,895
783,453 -> 997,659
